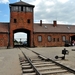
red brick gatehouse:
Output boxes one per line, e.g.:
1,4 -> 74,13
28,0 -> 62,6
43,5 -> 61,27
0,0 -> 75,48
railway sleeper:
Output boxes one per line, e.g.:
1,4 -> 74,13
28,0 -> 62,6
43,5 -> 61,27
37,66 -> 61,71
23,72 -> 36,75
40,69 -> 68,75
32,62 -> 53,65
34,63 -> 55,67
22,65 -> 32,69
23,68 -> 35,73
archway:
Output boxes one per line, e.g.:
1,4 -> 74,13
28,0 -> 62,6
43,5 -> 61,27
71,35 -> 75,45
13,28 -> 30,47
14,32 -> 27,47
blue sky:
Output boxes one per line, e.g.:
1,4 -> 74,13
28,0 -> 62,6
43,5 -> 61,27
0,0 -> 15,22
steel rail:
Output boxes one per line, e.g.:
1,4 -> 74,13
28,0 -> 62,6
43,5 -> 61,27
31,50 -> 75,74
20,49 -> 42,75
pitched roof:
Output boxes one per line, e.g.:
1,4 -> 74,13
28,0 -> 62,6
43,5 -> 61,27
34,23 -> 75,33
0,23 -> 9,33
9,1 -> 34,7
0,22 -> 75,34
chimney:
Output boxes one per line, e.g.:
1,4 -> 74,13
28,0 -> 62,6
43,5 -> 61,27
53,20 -> 57,27
40,20 -> 42,26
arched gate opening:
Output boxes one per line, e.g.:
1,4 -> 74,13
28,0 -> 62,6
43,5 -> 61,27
13,28 -> 30,47
71,35 -> 75,45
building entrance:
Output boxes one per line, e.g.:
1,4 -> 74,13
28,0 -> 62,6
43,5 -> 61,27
71,35 -> 75,46
13,29 -> 30,47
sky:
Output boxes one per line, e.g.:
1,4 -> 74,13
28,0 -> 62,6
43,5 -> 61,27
0,0 -> 75,41
14,32 -> 27,41
0,0 -> 75,25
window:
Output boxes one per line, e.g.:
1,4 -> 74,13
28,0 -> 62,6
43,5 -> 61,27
19,6 -> 21,12
12,6 -> 18,11
62,36 -> 66,41
14,19 -> 17,23
48,36 -> 51,42
38,36 -> 42,42
11,6 -> 33,12
18,6 -> 26,12
53,38 -> 55,42
26,7 -> 33,12
57,38 -> 59,42
15,6 -> 18,11
23,6 -> 25,12
27,19 -> 30,23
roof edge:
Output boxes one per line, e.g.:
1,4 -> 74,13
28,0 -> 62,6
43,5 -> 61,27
9,1 -> 35,7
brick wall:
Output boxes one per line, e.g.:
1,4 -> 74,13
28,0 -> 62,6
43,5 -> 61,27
10,12 -> 34,47
0,34 -> 8,47
33,33 -> 75,47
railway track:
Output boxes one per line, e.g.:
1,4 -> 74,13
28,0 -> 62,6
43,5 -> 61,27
19,48 -> 75,75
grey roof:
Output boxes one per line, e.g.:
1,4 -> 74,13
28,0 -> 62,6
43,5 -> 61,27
9,1 -> 35,7
34,23 -> 75,33
0,23 -> 9,33
0,22 -> 75,34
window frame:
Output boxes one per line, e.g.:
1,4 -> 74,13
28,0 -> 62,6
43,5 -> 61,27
14,19 -> 17,23
26,7 -> 33,12
53,38 -> 55,42
27,19 -> 30,24
62,36 -> 66,42
57,38 -> 59,42
47,35 -> 51,42
38,35 -> 42,42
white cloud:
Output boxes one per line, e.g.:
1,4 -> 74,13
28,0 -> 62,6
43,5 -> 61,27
57,0 -> 69,3
45,1 -> 55,6
30,0 -> 75,24
46,8 -> 51,13
0,0 -> 9,4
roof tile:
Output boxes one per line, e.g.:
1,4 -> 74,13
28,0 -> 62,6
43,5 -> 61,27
34,23 -> 75,33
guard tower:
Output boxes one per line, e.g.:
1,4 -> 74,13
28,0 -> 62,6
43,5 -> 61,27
9,0 -> 35,47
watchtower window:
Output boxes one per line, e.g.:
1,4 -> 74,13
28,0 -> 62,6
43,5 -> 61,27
11,6 -> 18,11
11,6 -> 32,12
19,6 -> 21,12
14,19 -> 17,23
26,7 -> 33,12
23,6 -> 25,11
27,19 -> 30,23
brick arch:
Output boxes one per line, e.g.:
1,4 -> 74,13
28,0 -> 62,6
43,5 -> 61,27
71,35 -> 75,40
13,28 -> 31,47
70,35 -> 75,45
10,28 -> 32,47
